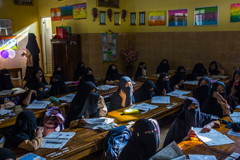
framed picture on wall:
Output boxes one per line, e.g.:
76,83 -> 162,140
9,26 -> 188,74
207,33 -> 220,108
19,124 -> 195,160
130,12 -> 137,25
138,12 -> 146,25
51,8 -> 62,21
148,11 -> 166,26
194,6 -> 219,26
14,0 -> 33,5
168,9 -> 188,27
114,12 -> 121,25
99,11 -> 107,25
230,3 -> 240,22
61,6 -> 73,20
73,3 -> 87,20
97,0 -> 119,8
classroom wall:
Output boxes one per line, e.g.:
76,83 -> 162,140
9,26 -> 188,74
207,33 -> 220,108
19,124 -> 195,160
0,0 -> 42,78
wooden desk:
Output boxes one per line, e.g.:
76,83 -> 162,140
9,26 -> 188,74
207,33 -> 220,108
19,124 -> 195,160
178,109 -> 240,159
0,88 -> 26,98
12,93 -> 189,159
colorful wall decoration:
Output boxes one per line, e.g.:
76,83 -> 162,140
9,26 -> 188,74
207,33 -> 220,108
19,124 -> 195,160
168,9 -> 188,26
231,3 -> 240,22
194,6 -> 218,26
0,36 -> 18,50
61,6 -> 73,20
97,0 -> 119,8
51,8 -> 61,21
73,3 -> 87,20
101,30 -> 117,63
148,11 -> 166,26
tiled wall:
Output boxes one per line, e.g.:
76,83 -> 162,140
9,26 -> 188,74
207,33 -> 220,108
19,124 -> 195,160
80,31 -> 240,79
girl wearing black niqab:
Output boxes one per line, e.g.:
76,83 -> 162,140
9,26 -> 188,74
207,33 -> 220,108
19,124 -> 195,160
163,97 -> 220,147
65,81 -> 104,128
105,64 -> 123,84
155,73 -> 172,96
119,118 -> 161,160
77,67 -> 95,91
193,76 -> 211,106
0,148 -> 16,160
201,81 -> 232,118
190,63 -> 207,80
73,62 -> 85,81
156,59 -> 170,74
134,62 -> 147,81
23,33 -> 40,81
208,61 -> 225,76
24,67 -> 48,89
49,75 -> 70,96
170,66 -> 186,90
50,66 -> 66,84
0,69 -> 14,90
133,80 -> 156,103
109,76 -> 135,112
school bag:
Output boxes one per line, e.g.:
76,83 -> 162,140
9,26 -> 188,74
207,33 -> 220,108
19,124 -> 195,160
102,125 -> 132,160
43,106 -> 65,136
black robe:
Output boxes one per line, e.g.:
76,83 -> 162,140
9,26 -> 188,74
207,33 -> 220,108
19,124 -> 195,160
50,66 -> 66,84
4,111 -> 38,148
0,69 -> 14,90
208,61 -> 220,76
0,148 -> 16,160
49,74 -> 70,96
26,33 -> 40,67
133,80 -> 155,103
193,77 -> 211,106
190,63 -> 207,80
155,73 -> 172,96
24,67 -> 48,89
105,64 -> 122,81
73,62 -> 85,81
170,66 -> 186,90
227,70 -> 240,104
156,59 -> 170,74
134,62 -> 146,81
77,67 -> 96,91
109,76 -> 135,112
163,97 -> 219,147
65,81 -> 100,128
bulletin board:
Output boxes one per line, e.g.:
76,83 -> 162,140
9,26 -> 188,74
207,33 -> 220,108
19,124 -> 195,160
101,30 -> 117,63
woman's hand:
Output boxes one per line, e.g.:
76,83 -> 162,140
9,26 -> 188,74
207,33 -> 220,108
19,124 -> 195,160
31,90 -> 37,97
213,92 -> 224,101
34,127 -> 43,138
179,80 -> 185,86
162,89 -> 166,95
119,89 -> 126,100
174,85 -> 179,90
183,130 -> 197,141
77,119 -> 87,127
202,124 -> 212,133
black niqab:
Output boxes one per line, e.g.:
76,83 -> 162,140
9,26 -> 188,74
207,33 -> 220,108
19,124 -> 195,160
49,74 -> 70,96
26,33 -> 40,67
170,66 -> 186,90
0,148 -> 16,160
0,69 -> 14,90
208,61 -> 220,76
156,59 -> 170,74
193,77 -> 211,106
133,80 -> 156,103
106,64 -> 122,81
191,63 -> 207,80
50,66 -> 66,84
134,62 -> 146,81
73,62 -> 85,81
155,73 -> 172,96
25,67 -> 48,89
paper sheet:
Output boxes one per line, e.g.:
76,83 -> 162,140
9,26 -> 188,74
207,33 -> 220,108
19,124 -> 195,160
227,129 -> 240,137
96,85 -> 117,91
230,112 -> 240,123
193,127 -> 234,146
59,93 -> 76,102
151,96 -> 170,104
166,90 -> 190,96
211,75 -> 229,79
17,153 -> 46,160
45,132 -> 75,140
183,81 -> 198,85
26,100 -> 51,109
189,154 -> 217,160
65,81 -> 75,85
0,90 -> 16,95
235,105 -> 240,109
129,103 -> 158,113
150,141 -> 185,160
83,118 -> 115,129
40,139 -> 69,149
0,109 -> 13,115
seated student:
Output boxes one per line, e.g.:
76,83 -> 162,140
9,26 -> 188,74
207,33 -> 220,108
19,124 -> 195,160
156,59 -> 170,74
0,69 -> 14,90
109,76 -> 135,112
190,63 -> 207,80
133,80 -> 156,103
155,73 -> 178,96
134,62 -> 147,81
118,118 -> 160,160
49,75 -> 70,96
201,81 -> 232,118
163,97 -> 221,147
193,76 -> 211,106
73,62 -> 85,81
20,82 -> 45,106
78,67 -> 95,90
65,81 -> 107,128
170,66 -> 186,90
207,61 -> 225,76
0,147 -> 16,160
50,66 -> 66,84
0,97 -> 15,109
226,70 -> 240,109
105,64 -> 123,85
25,67 -> 48,89
4,111 -> 44,151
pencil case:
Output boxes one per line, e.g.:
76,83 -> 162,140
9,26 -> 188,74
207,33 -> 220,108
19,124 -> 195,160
49,96 -> 59,102
123,109 -> 139,115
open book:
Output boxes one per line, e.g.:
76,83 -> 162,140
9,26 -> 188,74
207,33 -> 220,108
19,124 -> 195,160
0,89 -> 17,95
26,100 -> 51,109
129,103 -> 158,114
59,93 -> 76,102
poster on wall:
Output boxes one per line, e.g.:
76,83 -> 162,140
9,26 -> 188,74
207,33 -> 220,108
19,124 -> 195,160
14,0 -> 33,5
148,11 -> 166,26
230,3 -> 240,22
73,3 -> 87,20
0,19 -> 12,36
101,30 -> 117,63
61,6 -> 73,20
194,6 -> 218,26
168,9 -> 188,26
97,0 -> 119,8
0,36 -> 18,50
51,8 -> 61,21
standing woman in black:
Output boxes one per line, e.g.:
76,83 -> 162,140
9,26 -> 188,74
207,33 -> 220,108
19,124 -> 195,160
134,62 -> 147,81
156,59 -> 170,74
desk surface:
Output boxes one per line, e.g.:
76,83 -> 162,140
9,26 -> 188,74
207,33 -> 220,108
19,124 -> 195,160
11,93 -> 189,159
0,88 -> 26,98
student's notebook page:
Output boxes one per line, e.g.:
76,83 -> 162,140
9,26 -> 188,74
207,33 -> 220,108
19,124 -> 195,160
41,139 -> 69,149
59,93 -> 76,102
166,90 -> 190,96
17,153 -> 46,160
26,100 -> 51,109
193,127 -> 234,146
183,81 -> 198,85
189,154 -> 217,160
129,103 -> 158,113
230,112 -> 240,123
0,90 -> 16,95
96,85 -> 117,91
150,141 -> 185,160
0,109 -> 13,115
228,129 -> 240,137
151,96 -> 170,104
83,117 -> 115,129
211,75 -> 229,79
45,132 -> 75,140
